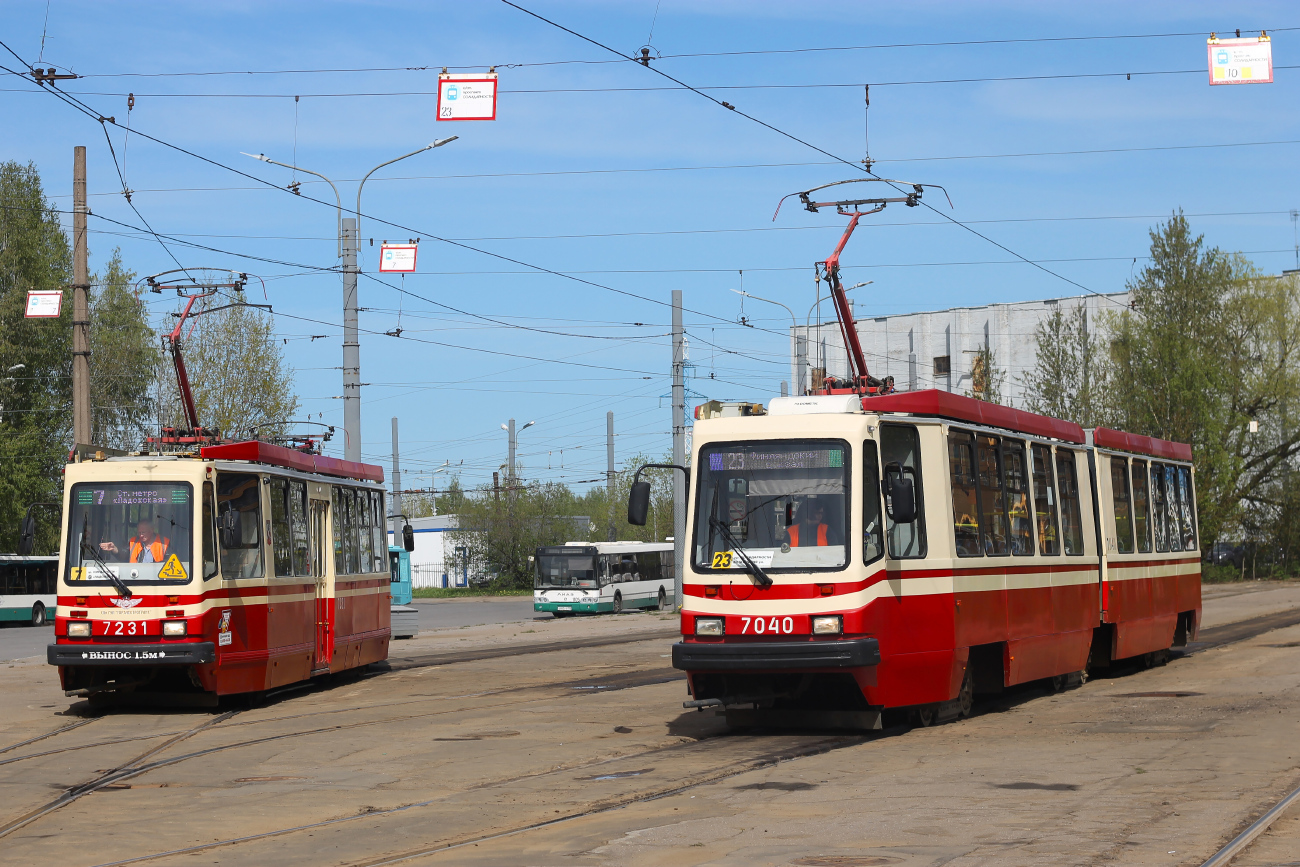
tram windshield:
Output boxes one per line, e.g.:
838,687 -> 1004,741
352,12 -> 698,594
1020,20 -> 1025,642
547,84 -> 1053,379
534,548 -> 598,588
66,482 -> 195,585
693,440 -> 848,571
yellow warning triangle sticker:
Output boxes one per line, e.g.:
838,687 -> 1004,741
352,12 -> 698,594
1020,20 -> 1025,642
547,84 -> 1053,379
158,554 -> 188,581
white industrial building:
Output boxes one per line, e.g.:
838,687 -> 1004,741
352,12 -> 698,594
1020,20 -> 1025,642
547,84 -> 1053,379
387,515 -> 468,589
790,291 -> 1131,408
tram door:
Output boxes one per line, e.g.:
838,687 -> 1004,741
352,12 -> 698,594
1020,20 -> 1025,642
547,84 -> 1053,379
310,498 -> 332,668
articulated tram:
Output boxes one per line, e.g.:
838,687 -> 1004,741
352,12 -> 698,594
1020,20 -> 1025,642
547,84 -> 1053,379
48,441 -> 391,700
667,390 -> 1200,727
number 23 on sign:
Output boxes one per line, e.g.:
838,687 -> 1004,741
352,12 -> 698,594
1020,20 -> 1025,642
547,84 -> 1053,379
710,551 -> 733,568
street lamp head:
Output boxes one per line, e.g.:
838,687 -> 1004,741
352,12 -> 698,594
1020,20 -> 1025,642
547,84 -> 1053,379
522,420 -> 536,431
501,423 -> 510,432
6,364 -> 26,373
240,152 -> 270,162
846,281 -> 874,291
430,136 -> 459,149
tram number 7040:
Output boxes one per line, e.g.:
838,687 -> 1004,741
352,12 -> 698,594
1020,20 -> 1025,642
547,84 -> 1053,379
740,615 -> 795,635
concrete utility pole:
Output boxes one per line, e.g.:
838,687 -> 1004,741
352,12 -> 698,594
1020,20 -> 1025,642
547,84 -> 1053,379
606,411 -> 615,542
390,417 -> 403,542
342,217 -> 361,462
672,290 -> 686,612
72,146 -> 91,447
506,418 -> 516,484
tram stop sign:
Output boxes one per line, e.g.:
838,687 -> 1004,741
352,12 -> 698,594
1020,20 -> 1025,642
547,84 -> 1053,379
438,73 -> 498,120
24,290 -> 63,318
379,244 -> 418,273
1208,35 -> 1273,85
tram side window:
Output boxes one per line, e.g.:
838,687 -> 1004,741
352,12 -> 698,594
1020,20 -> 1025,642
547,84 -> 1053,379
1151,464 -> 1169,553
355,488 -> 373,574
1030,444 -> 1060,556
1163,466 -> 1181,553
1056,452 -> 1086,556
1176,466 -> 1197,551
289,480 -> 309,575
1132,460 -> 1152,554
948,432 -> 981,558
881,424 -> 926,559
1110,457 -> 1135,554
332,487 -> 347,575
370,491 -> 386,572
202,481 -> 219,579
1003,439 -> 1033,556
217,473 -> 264,580
863,439 -> 884,565
976,435 -> 1008,556
270,478 -> 294,577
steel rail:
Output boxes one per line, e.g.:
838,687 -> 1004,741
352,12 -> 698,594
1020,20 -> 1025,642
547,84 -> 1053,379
1198,779 -> 1300,867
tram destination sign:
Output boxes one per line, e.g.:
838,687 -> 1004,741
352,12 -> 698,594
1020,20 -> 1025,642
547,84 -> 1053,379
709,447 -> 843,472
438,73 -> 498,120
1207,35 -> 1273,85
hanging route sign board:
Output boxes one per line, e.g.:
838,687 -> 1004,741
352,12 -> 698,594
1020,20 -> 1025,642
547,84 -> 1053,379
25,290 -> 63,318
1208,34 -> 1273,85
438,72 -> 498,120
379,244 -> 418,273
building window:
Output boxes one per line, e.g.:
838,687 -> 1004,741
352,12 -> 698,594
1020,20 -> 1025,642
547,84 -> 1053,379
933,355 -> 951,376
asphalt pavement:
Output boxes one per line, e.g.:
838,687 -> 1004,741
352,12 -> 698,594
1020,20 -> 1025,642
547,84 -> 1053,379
0,621 -> 53,663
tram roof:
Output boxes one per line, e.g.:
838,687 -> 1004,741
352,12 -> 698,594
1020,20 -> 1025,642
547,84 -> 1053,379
199,440 -> 385,483
863,389 -> 1086,443
859,390 -> 1191,461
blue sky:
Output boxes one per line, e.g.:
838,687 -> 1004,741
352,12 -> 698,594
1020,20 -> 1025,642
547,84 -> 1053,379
3,1 -> 1297,493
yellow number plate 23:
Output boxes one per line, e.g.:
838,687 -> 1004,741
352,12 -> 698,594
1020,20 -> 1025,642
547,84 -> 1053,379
710,552 -> 733,569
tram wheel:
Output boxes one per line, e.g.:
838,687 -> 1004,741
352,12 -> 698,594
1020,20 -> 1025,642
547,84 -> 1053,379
956,670 -> 974,718
30,603 -> 46,627
1050,674 -> 1067,693
612,592 -> 623,614
912,705 -> 937,727
657,588 -> 667,611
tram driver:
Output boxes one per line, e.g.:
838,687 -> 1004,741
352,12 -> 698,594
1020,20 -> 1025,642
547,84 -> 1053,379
784,499 -> 831,547
99,517 -> 171,563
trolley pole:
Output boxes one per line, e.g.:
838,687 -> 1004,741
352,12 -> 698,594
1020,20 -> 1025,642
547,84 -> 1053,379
672,290 -> 686,612
390,417 -> 403,542
606,411 -> 616,542
72,146 -> 91,448
342,217 -> 361,463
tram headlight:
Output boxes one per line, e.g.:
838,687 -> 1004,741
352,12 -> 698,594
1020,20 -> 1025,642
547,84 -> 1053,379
811,615 -> 843,636
162,620 -> 188,638
66,620 -> 91,638
695,617 -> 724,637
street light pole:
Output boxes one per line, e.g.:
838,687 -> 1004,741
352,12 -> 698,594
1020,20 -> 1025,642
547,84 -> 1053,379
244,138 -> 457,464
731,289 -> 802,395
501,419 -> 535,485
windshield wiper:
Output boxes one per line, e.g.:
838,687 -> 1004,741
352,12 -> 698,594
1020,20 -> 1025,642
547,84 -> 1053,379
708,515 -> 772,588
80,514 -> 133,599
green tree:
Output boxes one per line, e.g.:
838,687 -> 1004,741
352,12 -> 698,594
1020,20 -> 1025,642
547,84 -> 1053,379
577,452 -> 678,544
158,292 -> 299,439
0,161 -> 72,552
1020,303 -> 1107,425
1103,214 -> 1300,548
964,342 -> 1005,404
451,478 -> 585,589
89,249 -> 158,450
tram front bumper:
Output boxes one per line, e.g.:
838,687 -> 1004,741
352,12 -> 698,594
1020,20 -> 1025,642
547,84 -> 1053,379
48,642 -> 216,666
672,637 -> 880,672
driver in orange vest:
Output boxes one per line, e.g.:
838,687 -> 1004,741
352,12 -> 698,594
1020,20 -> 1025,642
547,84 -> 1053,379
785,501 -> 829,547
100,518 -> 171,563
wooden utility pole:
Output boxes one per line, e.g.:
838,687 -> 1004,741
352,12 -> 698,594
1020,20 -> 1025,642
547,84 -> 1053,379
72,146 -> 91,447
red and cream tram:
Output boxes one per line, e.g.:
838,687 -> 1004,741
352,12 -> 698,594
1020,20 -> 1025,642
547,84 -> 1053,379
47,441 -> 392,700
660,391 -> 1201,726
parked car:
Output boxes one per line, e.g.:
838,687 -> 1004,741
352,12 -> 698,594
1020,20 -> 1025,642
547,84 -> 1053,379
1205,541 -> 1245,568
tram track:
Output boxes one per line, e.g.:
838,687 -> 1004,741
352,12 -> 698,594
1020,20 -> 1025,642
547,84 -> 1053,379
5,607 -> 1298,865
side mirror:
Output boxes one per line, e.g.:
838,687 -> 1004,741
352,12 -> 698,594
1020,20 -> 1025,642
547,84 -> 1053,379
17,513 -> 36,556
219,508 -> 241,548
627,480 -> 651,526
402,522 -> 415,552
882,466 -> 917,524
